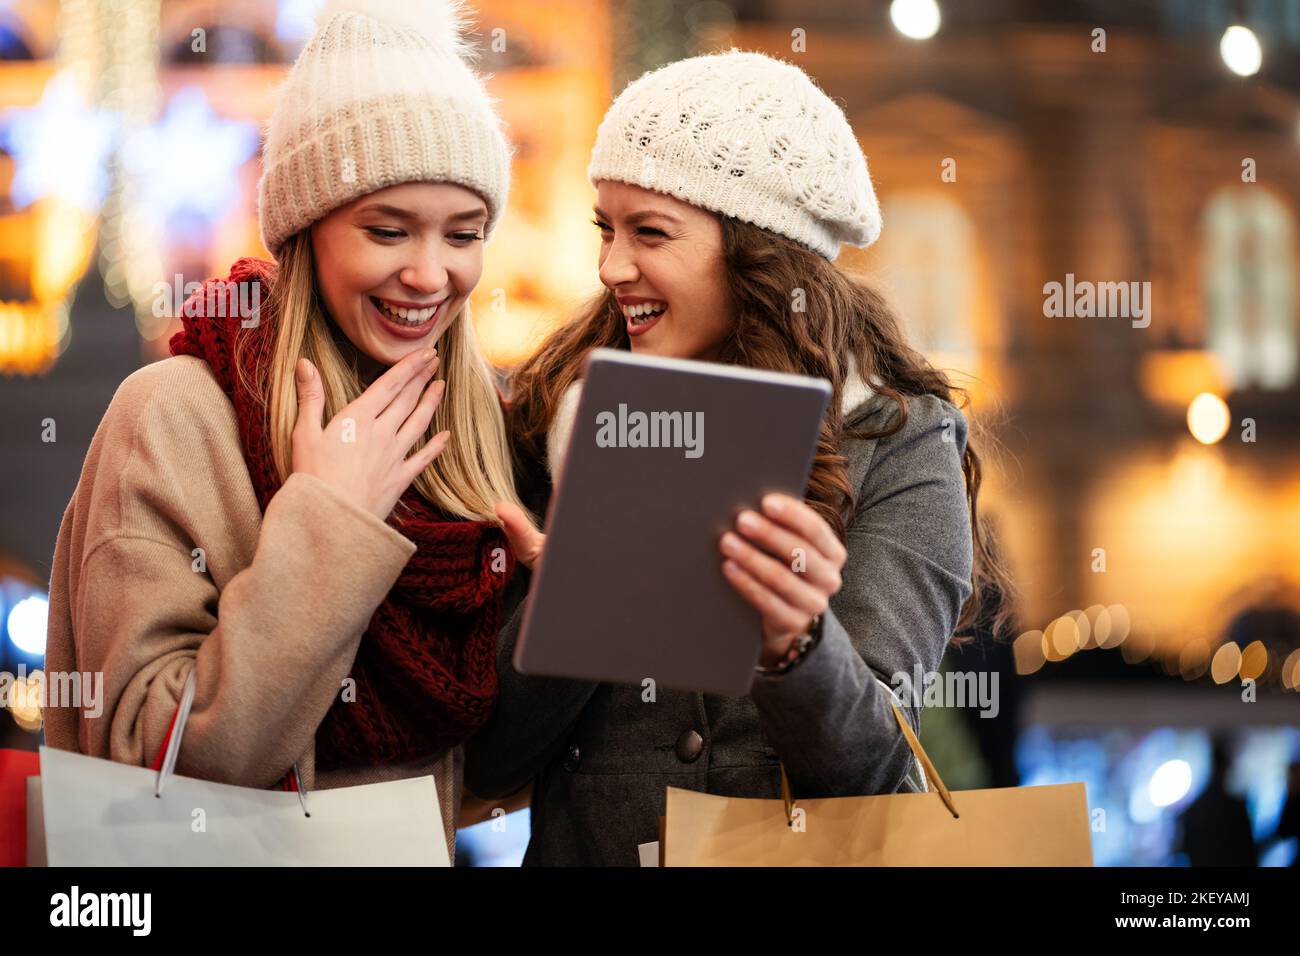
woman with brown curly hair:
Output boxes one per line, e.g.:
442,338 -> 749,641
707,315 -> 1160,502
466,49 -> 1011,866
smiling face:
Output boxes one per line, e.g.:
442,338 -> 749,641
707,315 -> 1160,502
310,181 -> 488,372
593,180 -> 733,361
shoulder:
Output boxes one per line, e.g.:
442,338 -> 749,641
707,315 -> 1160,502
112,354 -> 230,411
108,354 -> 236,431
100,355 -> 243,472
853,391 -> 969,464
67,357 -> 253,561
846,391 -> 971,532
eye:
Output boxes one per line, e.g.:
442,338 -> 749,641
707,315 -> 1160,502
448,231 -> 484,245
637,226 -> 668,239
366,227 -> 404,240
592,218 -> 613,237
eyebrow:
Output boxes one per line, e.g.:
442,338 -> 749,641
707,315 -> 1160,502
355,202 -> 487,224
592,206 -> 683,227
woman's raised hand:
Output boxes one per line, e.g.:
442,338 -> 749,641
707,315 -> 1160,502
291,347 -> 449,521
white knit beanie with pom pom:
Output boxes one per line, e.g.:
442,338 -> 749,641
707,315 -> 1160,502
257,0 -> 512,258
587,49 -> 880,260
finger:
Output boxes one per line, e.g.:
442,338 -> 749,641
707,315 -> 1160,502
394,378 -> 446,451
401,429 -> 450,485
760,494 -> 848,566
720,530 -> 828,618
735,509 -> 842,593
378,356 -> 440,433
293,359 -> 324,438
721,559 -> 813,635
495,501 -> 544,569
351,346 -> 437,420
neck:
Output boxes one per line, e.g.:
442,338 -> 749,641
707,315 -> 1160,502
329,323 -> 386,385
355,351 -> 385,386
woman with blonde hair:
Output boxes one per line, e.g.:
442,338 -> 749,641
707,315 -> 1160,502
44,0 -> 522,860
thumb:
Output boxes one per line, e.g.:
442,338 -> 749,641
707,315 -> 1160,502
294,358 -> 324,434
495,501 -> 544,570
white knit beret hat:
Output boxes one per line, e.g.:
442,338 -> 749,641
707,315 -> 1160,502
588,49 -> 881,260
257,0 -> 512,258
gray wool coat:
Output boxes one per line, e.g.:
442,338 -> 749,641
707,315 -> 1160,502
465,382 -> 974,866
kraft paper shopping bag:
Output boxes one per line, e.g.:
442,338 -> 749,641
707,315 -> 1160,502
663,701 -> 1093,866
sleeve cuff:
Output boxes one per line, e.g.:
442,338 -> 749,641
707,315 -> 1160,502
751,607 -> 854,694
275,472 -> 417,566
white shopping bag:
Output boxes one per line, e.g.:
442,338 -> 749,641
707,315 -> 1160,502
36,672 -> 450,866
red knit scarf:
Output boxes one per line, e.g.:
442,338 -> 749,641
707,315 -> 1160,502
169,257 -> 515,772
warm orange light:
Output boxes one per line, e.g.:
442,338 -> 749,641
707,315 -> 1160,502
1103,604 -> 1131,647
1187,392 -> 1231,444
1238,640 -> 1268,682
0,301 -> 61,375
1120,628 -> 1153,664
1282,649 -> 1300,691
1139,350 -> 1227,408
1178,639 -> 1210,681
1014,630 -> 1046,675
1210,642 -> 1242,684
1046,615 -> 1080,658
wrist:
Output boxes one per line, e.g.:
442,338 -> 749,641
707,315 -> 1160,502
755,614 -> 823,674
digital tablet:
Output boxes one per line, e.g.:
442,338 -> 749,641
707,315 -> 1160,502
513,348 -> 832,696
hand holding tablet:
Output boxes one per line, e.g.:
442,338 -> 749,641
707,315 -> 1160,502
509,348 -> 831,696
720,492 -> 848,669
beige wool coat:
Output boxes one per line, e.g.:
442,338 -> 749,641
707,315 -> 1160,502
43,355 -> 466,858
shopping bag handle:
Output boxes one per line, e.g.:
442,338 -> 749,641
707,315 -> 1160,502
778,697 -> 959,824
152,669 -> 309,817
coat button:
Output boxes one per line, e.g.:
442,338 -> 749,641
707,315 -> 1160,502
675,730 -> 704,763
562,744 -> 580,772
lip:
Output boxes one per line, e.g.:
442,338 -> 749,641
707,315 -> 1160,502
369,295 -> 448,340
616,295 -> 665,306
626,305 -> 667,337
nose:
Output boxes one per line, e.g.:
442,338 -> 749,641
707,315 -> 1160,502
598,233 -> 639,289
399,252 -> 449,297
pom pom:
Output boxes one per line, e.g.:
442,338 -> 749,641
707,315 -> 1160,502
316,0 -> 475,57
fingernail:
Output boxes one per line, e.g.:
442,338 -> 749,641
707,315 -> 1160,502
721,533 -> 740,554
419,347 -> 436,362
296,359 -> 311,382
763,494 -> 784,514
737,511 -> 760,532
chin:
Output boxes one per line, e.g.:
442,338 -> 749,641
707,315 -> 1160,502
629,337 -> 665,357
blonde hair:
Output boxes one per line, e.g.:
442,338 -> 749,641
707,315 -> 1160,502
241,230 -> 525,524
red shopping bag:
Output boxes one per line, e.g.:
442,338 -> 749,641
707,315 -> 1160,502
0,749 -> 40,867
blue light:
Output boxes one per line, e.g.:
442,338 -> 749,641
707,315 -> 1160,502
2,71 -> 118,213
7,594 -> 48,657
122,87 -> 259,230
276,0 -> 325,45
